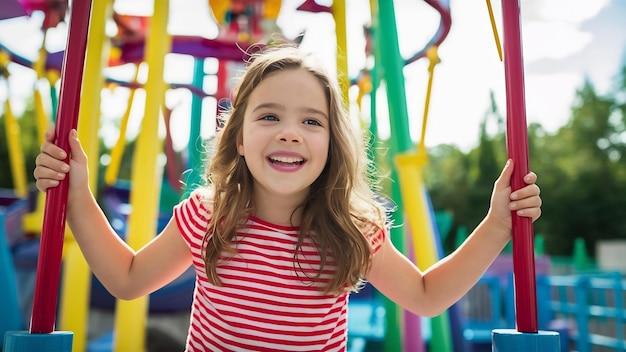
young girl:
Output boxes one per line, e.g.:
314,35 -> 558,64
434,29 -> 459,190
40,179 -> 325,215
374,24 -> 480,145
34,46 -> 542,351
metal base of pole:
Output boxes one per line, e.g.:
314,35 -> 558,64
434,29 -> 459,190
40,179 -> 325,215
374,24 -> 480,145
492,329 -> 560,352
3,331 -> 73,352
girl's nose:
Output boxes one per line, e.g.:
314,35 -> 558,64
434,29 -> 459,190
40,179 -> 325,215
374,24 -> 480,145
277,126 -> 302,143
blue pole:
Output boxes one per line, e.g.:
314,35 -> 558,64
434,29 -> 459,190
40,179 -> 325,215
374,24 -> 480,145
0,195 -> 27,338
183,57 -> 206,198
492,330 -> 560,351
3,332 -> 73,352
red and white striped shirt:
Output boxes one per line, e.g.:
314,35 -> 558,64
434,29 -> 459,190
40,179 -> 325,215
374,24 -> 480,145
174,190 -> 384,351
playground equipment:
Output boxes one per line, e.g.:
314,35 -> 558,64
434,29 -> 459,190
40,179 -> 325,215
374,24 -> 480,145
0,0 -> 571,351
3,1 -> 303,351
461,262 -> 626,352
537,271 -> 626,352
1,1 -> 456,351
367,1 -> 467,351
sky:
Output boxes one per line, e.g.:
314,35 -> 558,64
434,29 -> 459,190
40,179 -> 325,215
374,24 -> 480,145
0,0 -> 625,152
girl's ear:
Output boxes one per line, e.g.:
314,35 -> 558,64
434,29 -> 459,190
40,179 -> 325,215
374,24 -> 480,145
237,134 -> 244,156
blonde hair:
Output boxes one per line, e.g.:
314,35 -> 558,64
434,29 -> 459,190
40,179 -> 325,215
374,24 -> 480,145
202,46 -> 387,294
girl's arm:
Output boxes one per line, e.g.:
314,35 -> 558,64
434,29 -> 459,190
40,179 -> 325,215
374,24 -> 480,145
66,194 -> 192,300
35,129 -> 193,300
366,160 -> 541,316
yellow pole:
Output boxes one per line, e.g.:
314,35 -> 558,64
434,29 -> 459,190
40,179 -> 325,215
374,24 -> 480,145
57,1 -> 112,351
395,153 -> 438,269
1,51 -> 28,198
2,90 -> 28,198
33,31 -> 51,143
22,30 -> 53,234
264,0 -> 282,19
113,0 -> 170,350
417,46 -> 440,157
104,67 -> 139,186
485,0 -> 503,62
208,0 -> 230,24
331,0 -> 349,105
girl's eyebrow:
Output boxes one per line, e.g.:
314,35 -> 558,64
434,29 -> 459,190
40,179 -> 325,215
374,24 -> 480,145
252,102 -> 285,112
252,102 -> 328,120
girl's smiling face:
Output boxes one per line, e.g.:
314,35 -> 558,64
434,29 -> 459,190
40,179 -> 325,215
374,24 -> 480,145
238,68 -> 330,205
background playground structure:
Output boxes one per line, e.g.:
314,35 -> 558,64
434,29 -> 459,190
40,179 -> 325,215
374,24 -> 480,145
2,1 -> 626,352
1,0 -> 450,350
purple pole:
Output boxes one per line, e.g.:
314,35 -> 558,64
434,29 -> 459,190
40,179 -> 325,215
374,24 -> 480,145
501,0 -> 538,333
30,0 -> 93,333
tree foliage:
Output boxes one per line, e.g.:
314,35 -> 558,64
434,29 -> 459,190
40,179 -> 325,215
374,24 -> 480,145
425,64 -> 626,257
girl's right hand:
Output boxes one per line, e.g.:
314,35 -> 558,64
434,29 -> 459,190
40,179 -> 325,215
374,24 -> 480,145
34,128 -> 89,194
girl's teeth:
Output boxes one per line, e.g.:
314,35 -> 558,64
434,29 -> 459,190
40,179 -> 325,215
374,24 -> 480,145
270,156 -> 303,163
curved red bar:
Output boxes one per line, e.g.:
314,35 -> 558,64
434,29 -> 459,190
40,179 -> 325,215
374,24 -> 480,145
404,0 -> 452,65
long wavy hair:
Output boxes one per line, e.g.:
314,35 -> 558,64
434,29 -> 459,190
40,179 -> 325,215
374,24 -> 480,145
202,46 -> 387,295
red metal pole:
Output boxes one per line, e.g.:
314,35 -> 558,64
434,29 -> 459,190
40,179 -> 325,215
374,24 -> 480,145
30,0 -> 93,333
501,0 -> 538,333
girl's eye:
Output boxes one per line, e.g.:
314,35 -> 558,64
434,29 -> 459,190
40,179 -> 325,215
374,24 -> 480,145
261,114 -> 278,121
304,119 -> 322,126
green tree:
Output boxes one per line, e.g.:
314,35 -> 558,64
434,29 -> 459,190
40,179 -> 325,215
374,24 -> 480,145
425,91 -> 507,253
425,63 -> 626,258
538,78 -> 626,255
423,143 -> 470,252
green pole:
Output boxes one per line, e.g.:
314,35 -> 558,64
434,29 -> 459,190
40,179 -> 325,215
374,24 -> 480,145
184,57 -> 206,198
371,2 -> 403,350
376,1 -> 412,351
377,2 -> 452,351
573,237 -> 590,272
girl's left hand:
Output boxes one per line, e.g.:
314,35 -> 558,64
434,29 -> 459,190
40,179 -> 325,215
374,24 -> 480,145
489,159 -> 542,233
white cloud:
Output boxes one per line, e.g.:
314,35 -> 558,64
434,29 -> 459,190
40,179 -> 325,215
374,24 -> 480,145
525,73 -> 582,132
537,0 -> 610,23
523,22 -> 592,61
520,0 -> 610,23
519,0 -> 612,63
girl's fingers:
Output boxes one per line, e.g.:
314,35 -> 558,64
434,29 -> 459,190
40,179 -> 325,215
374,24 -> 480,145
35,152 -> 69,174
35,178 -> 61,192
511,183 -> 540,201
494,159 -> 514,191
516,207 -> 542,221
523,172 -> 537,184
510,195 -> 542,211
33,163 -> 67,181
34,164 -> 65,192
68,129 -> 87,163
509,191 -> 542,221
35,129 -> 73,193
44,128 -> 58,143
40,141 -> 67,160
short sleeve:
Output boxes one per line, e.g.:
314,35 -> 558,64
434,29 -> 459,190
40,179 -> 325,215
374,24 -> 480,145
173,189 -> 212,249
358,220 -> 386,256
369,227 -> 386,255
